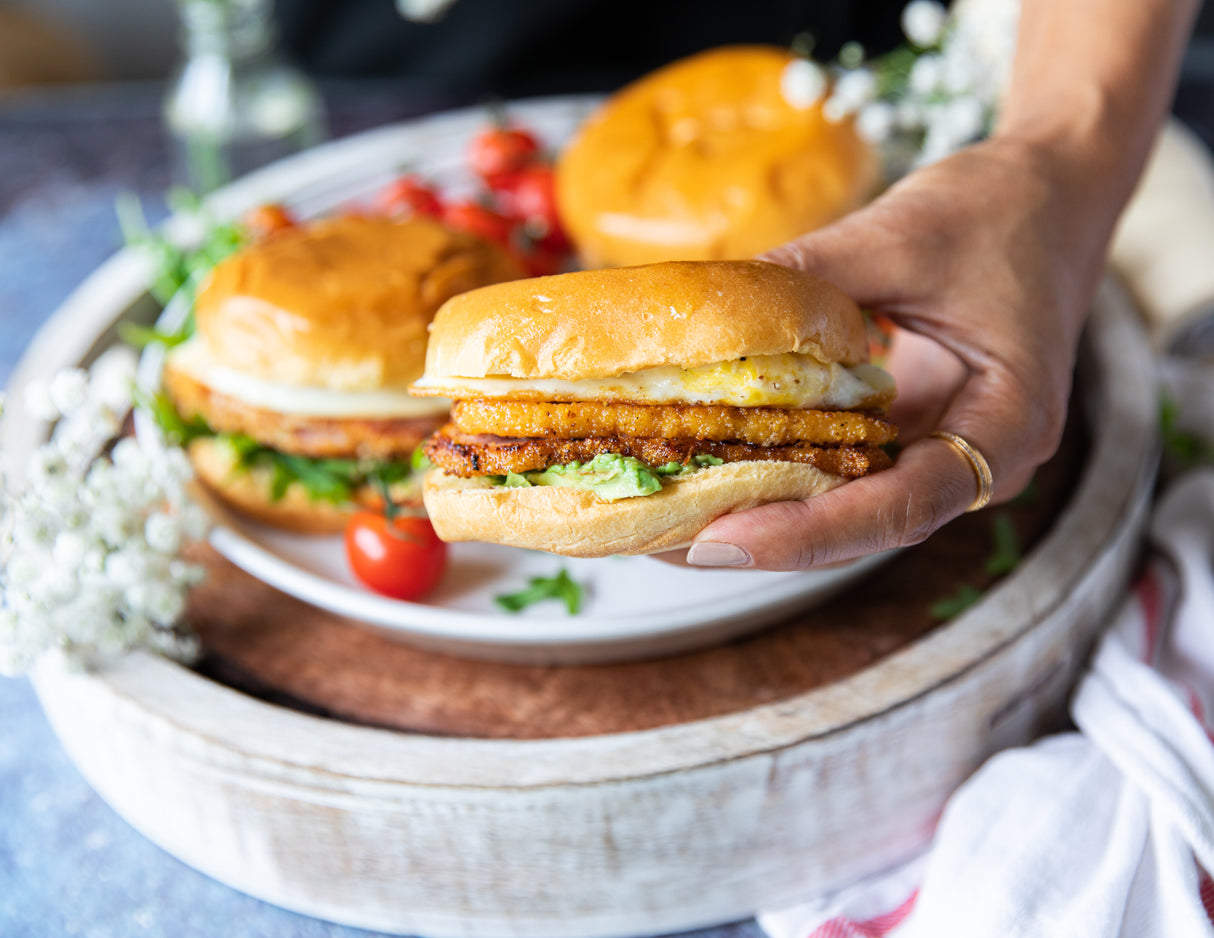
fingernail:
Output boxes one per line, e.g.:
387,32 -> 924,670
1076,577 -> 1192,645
687,542 -> 751,567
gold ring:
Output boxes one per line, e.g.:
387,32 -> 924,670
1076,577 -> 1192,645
930,431 -> 994,512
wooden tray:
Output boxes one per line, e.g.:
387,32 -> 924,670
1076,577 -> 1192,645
8,260 -> 1157,938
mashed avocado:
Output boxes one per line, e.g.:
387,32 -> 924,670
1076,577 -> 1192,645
489,453 -> 724,501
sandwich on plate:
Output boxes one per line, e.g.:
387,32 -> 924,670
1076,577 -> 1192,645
155,213 -> 524,533
411,259 -> 897,557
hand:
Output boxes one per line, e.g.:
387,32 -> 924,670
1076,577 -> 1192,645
679,136 -> 1117,571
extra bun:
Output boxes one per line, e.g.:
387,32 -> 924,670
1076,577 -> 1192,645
420,260 -> 869,387
555,45 -> 880,268
423,461 -> 849,558
188,438 -> 419,535
193,214 -> 525,391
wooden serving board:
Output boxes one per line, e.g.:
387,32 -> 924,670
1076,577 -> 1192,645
189,417 -> 1082,740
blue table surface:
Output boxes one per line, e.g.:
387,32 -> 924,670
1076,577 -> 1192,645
0,81 -> 765,938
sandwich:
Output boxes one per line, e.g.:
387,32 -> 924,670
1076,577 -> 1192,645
156,213 -> 524,533
410,259 -> 897,557
555,45 -> 880,268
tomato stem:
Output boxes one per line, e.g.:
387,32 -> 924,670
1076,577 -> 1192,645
374,473 -> 403,523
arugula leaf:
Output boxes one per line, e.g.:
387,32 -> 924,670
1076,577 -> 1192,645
118,321 -> 196,351
984,513 -> 1021,576
138,390 -> 213,446
141,393 -> 415,505
409,446 -> 434,473
929,584 -> 983,621
116,190 -> 248,310
495,569 -> 585,615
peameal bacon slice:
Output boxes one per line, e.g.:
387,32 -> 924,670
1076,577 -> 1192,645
424,425 -> 892,479
163,366 -> 446,460
450,399 -> 896,447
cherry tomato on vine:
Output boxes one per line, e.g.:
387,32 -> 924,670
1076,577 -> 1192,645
495,163 -> 571,253
441,199 -> 517,247
242,203 -> 296,238
374,174 -> 444,219
514,243 -> 567,277
467,124 -> 542,187
345,512 -> 449,601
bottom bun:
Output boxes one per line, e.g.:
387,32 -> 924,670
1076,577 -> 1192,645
188,438 -> 419,535
422,460 -> 851,558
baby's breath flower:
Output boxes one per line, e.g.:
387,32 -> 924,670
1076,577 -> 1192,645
169,560 -> 207,589
144,513 -> 183,555
25,448 -> 67,488
180,504 -> 211,543
111,437 -> 150,476
832,69 -> 878,112
780,58 -> 828,109
941,95 -> 987,144
91,503 -> 138,549
902,0 -> 948,47
88,346 -> 138,413
125,581 -> 186,627
49,369 -> 89,417
909,54 -> 944,96
52,530 -> 89,568
856,101 -> 896,143
32,565 -> 77,606
22,380 -> 60,422
822,97 -> 851,124
1,354 -> 211,674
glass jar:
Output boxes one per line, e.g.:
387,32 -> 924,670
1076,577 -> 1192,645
163,0 -> 328,194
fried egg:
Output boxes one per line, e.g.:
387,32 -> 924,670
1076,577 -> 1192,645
410,352 -> 895,410
166,338 -> 451,418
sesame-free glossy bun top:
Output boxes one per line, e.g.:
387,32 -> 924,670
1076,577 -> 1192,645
193,214 -> 525,391
419,259 -> 871,384
555,45 -> 880,268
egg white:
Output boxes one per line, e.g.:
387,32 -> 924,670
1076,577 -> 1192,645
166,338 -> 451,418
412,353 -> 894,409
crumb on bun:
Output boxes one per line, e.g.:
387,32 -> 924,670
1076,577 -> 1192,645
555,45 -> 880,268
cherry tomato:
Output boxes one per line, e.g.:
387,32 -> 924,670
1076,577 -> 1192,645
467,124 -> 541,187
865,311 -> 897,361
495,164 -> 571,253
345,512 -> 448,601
374,174 -> 444,219
242,203 -> 296,238
441,199 -> 517,247
514,244 -> 567,277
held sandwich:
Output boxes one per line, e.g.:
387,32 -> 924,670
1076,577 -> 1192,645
411,259 -> 897,557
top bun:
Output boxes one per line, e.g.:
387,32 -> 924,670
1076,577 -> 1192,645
420,259 -> 870,384
193,214 -> 525,391
555,45 -> 880,269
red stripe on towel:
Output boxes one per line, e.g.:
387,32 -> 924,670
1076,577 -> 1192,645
807,890 -> 919,938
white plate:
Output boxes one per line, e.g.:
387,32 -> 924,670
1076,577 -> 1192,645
132,97 -> 893,664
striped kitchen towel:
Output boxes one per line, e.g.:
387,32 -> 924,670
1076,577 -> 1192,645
759,466 -> 1214,938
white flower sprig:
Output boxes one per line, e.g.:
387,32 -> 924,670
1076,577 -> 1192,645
0,346 -> 210,675
783,0 -> 1019,175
